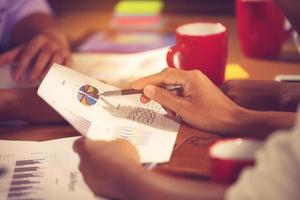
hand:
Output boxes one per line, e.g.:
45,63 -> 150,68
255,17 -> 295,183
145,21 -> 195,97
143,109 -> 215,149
131,68 -> 244,135
220,80 -> 300,112
0,29 -> 71,82
73,138 -> 141,199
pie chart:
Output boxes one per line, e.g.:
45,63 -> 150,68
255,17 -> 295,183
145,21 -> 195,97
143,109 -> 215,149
77,84 -> 99,106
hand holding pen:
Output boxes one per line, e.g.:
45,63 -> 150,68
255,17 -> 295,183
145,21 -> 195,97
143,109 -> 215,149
130,68 -> 240,135
73,68 -> 256,200
100,84 -> 182,97
101,84 -> 183,118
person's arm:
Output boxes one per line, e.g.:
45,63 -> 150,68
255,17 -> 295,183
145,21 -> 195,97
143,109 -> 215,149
0,88 -> 63,124
131,68 -> 295,137
232,108 -> 295,138
73,138 -> 227,200
226,113 -> 300,200
10,13 -> 70,81
11,13 -> 67,48
0,0 -> 71,82
118,166 -> 226,200
220,80 -> 300,112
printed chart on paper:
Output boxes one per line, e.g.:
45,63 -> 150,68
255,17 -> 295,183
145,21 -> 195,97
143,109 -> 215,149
38,64 -> 180,163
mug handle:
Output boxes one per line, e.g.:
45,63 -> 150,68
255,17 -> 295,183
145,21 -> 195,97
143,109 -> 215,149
167,45 -> 182,68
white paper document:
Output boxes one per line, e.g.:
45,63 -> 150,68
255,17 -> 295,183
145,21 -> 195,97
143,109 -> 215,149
72,47 -> 168,88
38,64 -> 180,163
0,137 -> 103,200
0,48 -> 167,89
0,64 -> 38,89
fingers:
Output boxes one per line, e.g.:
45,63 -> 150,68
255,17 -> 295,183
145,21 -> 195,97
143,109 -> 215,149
131,68 -> 188,90
13,37 -> 46,80
73,137 -> 86,155
140,94 -> 151,103
63,53 -> 73,67
74,137 -> 106,155
31,47 -> 72,81
74,138 -> 101,173
143,85 -> 190,115
0,32 -> 71,81
162,106 -> 177,118
44,51 -> 64,76
40,50 -> 71,80
133,68 -> 193,115
11,34 -> 71,81
73,138 -> 122,199
30,45 -> 54,81
0,46 -> 22,67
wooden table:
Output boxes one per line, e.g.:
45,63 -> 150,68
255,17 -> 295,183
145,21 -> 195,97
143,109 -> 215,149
0,11 -> 299,180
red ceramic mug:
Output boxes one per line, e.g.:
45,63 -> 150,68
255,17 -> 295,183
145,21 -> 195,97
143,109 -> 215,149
210,138 -> 263,184
167,22 -> 228,86
236,0 -> 288,58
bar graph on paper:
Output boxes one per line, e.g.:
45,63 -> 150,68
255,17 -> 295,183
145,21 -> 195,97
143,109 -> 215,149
0,138 -> 103,200
0,153 -> 54,200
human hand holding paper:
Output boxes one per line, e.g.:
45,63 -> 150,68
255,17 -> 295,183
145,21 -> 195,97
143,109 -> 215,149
131,68 -> 245,135
38,64 -> 179,163
0,30 -> 71,82
132,68 -> 296,137
74,137 -> 140,199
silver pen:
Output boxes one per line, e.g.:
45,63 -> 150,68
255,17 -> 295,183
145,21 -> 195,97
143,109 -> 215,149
100,85 -> 182,96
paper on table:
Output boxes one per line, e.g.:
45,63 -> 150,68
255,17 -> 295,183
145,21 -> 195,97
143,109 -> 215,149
38,64 -> 180,163
0,48 -> 167,89
72,49 -> 250,88
0,64 -> 38,89
225,63 -> 249,80
72,47 -> 168,88
0,137 -> 104,200
0,47 -> 249,90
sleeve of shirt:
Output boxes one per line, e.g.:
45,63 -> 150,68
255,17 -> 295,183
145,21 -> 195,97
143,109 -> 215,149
2,0 -> 52,49
225,111 -> 300,200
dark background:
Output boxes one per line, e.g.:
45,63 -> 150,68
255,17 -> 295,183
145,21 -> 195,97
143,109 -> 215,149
48,0 -> 235,15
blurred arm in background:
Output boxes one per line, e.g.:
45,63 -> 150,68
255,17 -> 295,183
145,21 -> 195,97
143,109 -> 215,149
220,80 -> 300,112
0,0 -> 68,124
0,88 -> 64,124
220,0 -> 300,113
0,0 -> 71,82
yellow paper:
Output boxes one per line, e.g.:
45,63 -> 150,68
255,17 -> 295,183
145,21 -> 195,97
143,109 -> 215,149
225,63 -> 249,80
115,1 -> 164,15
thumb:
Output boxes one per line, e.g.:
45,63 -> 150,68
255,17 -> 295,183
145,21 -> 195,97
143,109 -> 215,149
73,137 -> 86,154
143,85 -> 188,115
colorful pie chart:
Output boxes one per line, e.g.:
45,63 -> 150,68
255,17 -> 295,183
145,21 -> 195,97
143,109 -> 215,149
77,85 -> 99,106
